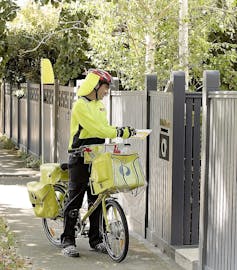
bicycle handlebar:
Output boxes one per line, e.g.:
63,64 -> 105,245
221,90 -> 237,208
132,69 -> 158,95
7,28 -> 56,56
68,143 -> 131,154
68,146 -> 86,154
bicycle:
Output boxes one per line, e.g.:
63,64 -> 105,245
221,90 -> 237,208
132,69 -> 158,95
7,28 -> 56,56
41,143 -> 145,263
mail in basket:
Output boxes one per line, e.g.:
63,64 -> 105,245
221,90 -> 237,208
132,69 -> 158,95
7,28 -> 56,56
89,152 -> 145,195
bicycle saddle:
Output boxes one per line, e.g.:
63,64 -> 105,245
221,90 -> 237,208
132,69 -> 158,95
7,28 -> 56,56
60,163 -> 69,171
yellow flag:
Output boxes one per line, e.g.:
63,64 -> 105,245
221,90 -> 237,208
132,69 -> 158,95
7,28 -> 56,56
40,58 -> 55,84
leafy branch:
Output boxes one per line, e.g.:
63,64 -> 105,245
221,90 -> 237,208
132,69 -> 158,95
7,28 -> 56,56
20,24 -> 85,55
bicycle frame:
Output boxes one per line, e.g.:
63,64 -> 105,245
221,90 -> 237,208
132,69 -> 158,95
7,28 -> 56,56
40,142 -> 144,262
43,159 -> 130,262
55,182 -> 114,235
80,192 -> 113,234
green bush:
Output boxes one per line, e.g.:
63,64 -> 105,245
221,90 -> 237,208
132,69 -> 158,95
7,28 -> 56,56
0,135 -> 41,169
17,150 -> 41,169
0,135 -> 16,150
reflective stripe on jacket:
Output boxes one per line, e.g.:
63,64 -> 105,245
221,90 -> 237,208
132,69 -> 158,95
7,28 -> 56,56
68,97 -> 117,149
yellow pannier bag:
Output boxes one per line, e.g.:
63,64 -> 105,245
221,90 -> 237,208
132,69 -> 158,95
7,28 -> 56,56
40,163 -> 68,184
27,181 -> 59,218
90,152 -> 145,195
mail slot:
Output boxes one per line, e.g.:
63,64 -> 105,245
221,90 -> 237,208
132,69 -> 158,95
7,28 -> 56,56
159,119 -> 170,161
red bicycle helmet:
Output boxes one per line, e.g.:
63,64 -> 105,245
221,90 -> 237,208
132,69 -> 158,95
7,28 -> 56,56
88,69 -> 112,90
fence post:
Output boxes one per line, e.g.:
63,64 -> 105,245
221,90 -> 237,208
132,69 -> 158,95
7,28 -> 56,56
145,74 -> 157,92
9,84 -> 13,139
171,71 -> 185,245
26,82 -> 30,153
0,82 -> 1,133
145,73 -> 157,237
16,90 -> 19,147
1,80 -> 5,134
199,70 -> 220,270
39,84 -> 42,157
53,80 -> 59,162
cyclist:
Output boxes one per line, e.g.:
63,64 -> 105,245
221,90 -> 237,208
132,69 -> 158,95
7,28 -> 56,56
61,69 -> 136,257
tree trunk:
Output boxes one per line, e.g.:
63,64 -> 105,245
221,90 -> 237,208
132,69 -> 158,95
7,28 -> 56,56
179,0 -> 189,89
145,34 -> 155,74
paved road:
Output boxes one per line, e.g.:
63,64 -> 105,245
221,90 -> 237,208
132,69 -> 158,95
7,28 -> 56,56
0,180 -> 184,270
0,148 -> 184,270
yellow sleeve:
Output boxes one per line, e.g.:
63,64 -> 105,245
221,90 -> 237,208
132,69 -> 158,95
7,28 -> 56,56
73,100 -> 117,139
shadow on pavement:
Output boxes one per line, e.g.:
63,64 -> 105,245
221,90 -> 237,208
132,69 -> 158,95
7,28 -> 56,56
0,183 -> 183,270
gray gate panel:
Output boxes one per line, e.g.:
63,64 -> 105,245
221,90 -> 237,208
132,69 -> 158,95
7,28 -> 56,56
147,91 -> 173,243
43,103 -> 53,162
4,85 -> 11,137
43,85 -> 55,163
184,97 -> 193,244
28,84 -> 40,156
207,99 -> 237,270
184,93 -> 202,244
110,91 -> 147,237
29,100 -> 40,156
205,96 -> 237,270
57,107 -> 70,163
192,97 -> 201,243
57,85 -> 75,163
200,71 -> 237,270
0,83 -> 4,134
18,98 -> 27,149
12,97 -> 18,144
111,91 -> 146,127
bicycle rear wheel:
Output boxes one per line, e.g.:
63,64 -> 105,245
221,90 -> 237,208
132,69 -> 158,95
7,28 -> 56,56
42,184 -> 67,247
100,199 -> 129,262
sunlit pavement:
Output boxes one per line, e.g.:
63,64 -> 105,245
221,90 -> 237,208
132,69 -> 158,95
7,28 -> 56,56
0,184 -> 32,209
0,149 -> 40,177
0,182 -> 185,270
0,146 -> 184,270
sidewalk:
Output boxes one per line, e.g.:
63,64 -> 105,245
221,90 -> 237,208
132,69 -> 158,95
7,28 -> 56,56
0,147 -> 185,270
0,148 -> 40,178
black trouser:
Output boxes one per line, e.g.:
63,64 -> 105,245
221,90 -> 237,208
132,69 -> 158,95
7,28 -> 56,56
61,155 -> 102,248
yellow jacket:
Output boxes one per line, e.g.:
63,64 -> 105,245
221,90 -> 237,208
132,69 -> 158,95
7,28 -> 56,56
68,97 -> 117,149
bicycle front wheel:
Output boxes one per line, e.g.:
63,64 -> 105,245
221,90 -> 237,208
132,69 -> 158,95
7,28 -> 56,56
101,199 -> 129,263
42,184 -> 67,247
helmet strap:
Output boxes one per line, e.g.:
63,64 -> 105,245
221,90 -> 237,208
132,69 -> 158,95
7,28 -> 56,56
94,82 -> 101,100
95,89 -> 99,100
94,82 -> 109,100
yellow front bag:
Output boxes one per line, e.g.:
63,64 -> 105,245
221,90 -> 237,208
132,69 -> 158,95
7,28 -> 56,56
90,152 -> 145,195
27,181 -> 59,218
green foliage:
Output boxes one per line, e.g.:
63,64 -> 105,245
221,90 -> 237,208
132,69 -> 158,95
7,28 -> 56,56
0,135 -> 15,149
86,0 -> 179,90
54,4 -> 92,85
3,1 -> 91,85
17,150 -> 41,169
24,155 -> 41,169
2,0 -> 237,90
188,0 -> 237,90
205,0 -> 237,90
0,0 -> 19,76
35,0 -> 76,8
86,0 -> 237,90
4,2 -> 60,83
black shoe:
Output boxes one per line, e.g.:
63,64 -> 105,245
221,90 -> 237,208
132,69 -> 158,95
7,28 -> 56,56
91,242 -> 107,254
62,245 -> 80,257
